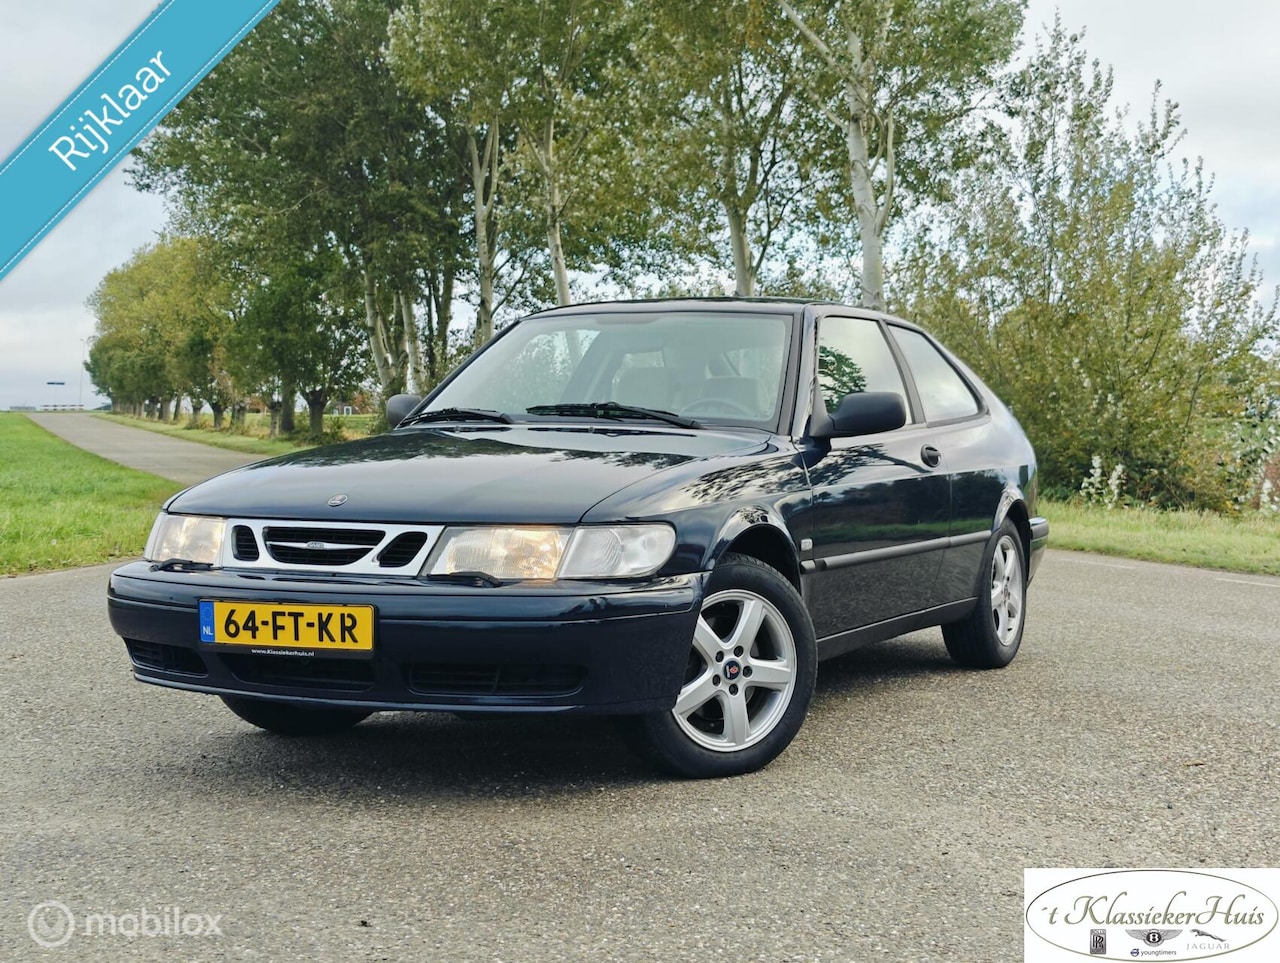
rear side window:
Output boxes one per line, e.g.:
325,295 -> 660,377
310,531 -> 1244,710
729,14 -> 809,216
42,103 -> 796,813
816,317 -> 912,419
890,327 -> 980,422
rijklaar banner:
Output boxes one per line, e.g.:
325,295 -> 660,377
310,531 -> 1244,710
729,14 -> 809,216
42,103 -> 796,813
0,0 -> 281,282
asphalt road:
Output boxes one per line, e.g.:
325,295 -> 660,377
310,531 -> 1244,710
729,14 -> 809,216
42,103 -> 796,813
26,413 -> 261,486
2,551 -> 1278,961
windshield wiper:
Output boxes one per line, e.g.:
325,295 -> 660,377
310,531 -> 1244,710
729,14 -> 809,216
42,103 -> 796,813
400,407 -> 513,426
525,402 -> 700,429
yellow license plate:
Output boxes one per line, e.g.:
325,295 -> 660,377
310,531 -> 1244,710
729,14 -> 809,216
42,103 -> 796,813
199,600 -> 374,655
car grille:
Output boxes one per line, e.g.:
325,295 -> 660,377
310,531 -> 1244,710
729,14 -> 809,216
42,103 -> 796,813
378,532 -> 429,568
223,654 -> 375,692
126,640 -> 208,676
262,526 -> 386,566
223,520 -> 443,575
232,525 -> 260,561
407,663 -> 584,697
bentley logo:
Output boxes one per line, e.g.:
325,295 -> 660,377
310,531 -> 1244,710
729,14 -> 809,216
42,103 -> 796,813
327,494 -> 348,507
1128,929 -> 1181,947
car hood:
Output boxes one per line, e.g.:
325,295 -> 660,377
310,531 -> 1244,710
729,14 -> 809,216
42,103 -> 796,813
167,424 -> 769,524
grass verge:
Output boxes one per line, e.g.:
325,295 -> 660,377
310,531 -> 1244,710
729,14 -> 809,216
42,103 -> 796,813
1041,498 -> 1280,577
0,414 -> 179,576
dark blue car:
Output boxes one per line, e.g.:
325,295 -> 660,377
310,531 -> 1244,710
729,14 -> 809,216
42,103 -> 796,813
109,299 -> 1048,777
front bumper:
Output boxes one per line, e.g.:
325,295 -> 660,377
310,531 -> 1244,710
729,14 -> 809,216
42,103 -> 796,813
108,562 -> 706,715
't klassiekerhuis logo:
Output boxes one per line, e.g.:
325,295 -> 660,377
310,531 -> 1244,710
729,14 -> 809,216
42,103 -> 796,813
1025,869 -> 1279,961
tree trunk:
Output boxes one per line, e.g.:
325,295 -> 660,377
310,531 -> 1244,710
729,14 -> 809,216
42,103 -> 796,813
841,28 -> 885,311
267,399 -> 281,440
211,402 -> 225,430
547,215 -> 570,305
779,2 -> 890,311
280,382 -> 296,434
306,389 -> 328,437
438,266 -> 453,376
425,266 -> 455,384
399,289 -> 425,393
469,125 -> 499,344
363,266 -> 401,395
542,119 -> 572,305
726,204 -> 754,297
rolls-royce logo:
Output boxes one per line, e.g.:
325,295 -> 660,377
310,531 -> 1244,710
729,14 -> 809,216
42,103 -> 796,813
327,494 -> 348,507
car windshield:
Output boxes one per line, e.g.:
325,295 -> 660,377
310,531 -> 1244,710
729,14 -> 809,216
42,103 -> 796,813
425,310 -> 794,429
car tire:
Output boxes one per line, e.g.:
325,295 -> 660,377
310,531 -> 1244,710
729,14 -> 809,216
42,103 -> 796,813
221,696 -> 373,736
618,553 -> 817,778
942,520 -> 1027,669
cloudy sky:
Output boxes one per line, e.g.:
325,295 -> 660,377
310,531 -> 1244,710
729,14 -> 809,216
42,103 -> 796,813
1,0 -> 1278,409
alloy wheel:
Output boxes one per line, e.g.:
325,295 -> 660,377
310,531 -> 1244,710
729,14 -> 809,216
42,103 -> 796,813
990,534 -> 1024,646
672,588 -> 797,752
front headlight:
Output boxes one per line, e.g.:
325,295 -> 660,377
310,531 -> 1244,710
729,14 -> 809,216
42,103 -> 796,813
424,524 -> 675,580
559,525 -> 677,578
144,513 -> 226,565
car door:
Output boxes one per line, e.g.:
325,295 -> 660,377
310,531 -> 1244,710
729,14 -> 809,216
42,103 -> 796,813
802,315 -> 951,641
886,325 -> 1003,603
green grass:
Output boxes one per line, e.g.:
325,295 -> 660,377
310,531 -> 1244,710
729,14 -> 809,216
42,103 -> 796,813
1041,498 -> 1280,576
0,414 -> 180,576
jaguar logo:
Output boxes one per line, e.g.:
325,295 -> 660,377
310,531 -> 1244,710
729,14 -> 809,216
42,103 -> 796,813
327,494 -> 348,507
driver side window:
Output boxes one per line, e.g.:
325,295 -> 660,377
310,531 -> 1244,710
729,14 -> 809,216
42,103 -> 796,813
816,317 -> 912,421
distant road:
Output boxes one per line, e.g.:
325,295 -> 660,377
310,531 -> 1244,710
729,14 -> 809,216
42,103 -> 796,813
26,412 -> 263,487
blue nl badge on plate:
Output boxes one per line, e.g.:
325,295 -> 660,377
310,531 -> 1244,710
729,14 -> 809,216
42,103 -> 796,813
198,601 -> 215,642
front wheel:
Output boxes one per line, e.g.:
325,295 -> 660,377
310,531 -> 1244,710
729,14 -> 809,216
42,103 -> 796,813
942,521 -> 1027,668
618,553 -> 817,778
221,696 -> 373,736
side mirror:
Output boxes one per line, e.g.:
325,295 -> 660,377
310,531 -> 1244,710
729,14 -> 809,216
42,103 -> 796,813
385,394 -> 422,428
811,391 -> 907,439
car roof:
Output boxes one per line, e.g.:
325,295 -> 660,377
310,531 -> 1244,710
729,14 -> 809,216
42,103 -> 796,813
520,297 -> 929,335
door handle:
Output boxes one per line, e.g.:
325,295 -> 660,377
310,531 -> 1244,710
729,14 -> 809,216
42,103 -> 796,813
921,445 -> 942,468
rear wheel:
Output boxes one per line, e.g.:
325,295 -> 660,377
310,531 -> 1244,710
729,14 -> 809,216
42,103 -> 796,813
221,696 -> 372,736
619,553 -> 816,778
942,520 -> 1026,668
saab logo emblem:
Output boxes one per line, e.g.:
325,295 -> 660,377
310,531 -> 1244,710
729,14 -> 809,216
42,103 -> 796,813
327,494 -> 348,507
724,660 -> 741,681
305,541 -> 326,551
